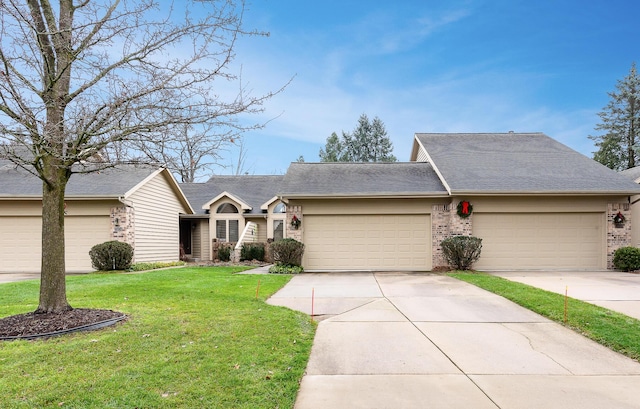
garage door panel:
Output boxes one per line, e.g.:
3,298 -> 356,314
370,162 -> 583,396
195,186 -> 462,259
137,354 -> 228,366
473,213 -> 604,270
304,214 -> 431,271
0,216 -> 111,273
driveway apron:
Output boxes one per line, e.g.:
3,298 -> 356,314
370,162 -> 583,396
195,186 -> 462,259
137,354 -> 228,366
267,272 -> 640,409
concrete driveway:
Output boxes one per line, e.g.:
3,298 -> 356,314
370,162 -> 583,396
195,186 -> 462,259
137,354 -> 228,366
0,273 -> 40,284
491,270 -> 640,320
267,272 -> 640,409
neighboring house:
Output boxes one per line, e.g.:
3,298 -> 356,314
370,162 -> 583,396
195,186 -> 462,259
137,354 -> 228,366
179,175 -> 286,261
0,162 -> 193,273
619,166 -> 640,247
278,133 -> 640,271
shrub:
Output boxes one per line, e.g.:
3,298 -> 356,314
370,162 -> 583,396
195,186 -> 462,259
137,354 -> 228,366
441,235 -> 482,270
89,241 -> 134,271
218,245 -> 232,262
613,246 -> 640,271
268,264 -> 304,274
270,238 -> 305,267
240,243 -> 265,261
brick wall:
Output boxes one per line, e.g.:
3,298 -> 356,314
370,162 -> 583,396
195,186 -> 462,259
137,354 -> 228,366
110,205 -> 135,257
607,202 -> 632,269
286,205 -> 303,241
432,200 -> 474,269
431,203 -> 451,268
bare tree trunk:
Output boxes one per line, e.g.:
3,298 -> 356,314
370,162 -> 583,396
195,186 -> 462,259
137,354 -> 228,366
36,160 -> 72,313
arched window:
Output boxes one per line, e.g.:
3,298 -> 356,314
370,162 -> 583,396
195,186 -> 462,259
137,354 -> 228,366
273,203 -> 286,213
216,202 -> 240,242
217,203 -> 238,214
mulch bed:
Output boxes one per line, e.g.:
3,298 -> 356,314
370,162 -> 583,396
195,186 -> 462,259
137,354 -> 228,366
0,309 -> 125,339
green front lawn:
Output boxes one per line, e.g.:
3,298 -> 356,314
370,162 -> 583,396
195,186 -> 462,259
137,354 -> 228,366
0,267 -> 315,408
450,272 -> 640,361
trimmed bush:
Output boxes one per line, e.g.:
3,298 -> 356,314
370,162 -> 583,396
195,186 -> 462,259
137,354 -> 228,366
441,235 -> 482,270
241,243 -> 266,261
218,245 -> 232,262
89,241 -> 134,271
613,246 -> 640,271
268,264 -> 304,274
270,238 -> 305,267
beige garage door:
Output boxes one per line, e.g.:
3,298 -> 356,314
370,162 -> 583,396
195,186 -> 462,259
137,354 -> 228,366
473,213 -> 604,270
0,216 -> 110,273
303,214 -> 431,271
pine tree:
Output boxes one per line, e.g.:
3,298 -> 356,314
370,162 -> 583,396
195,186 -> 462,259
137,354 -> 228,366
319,132 -> 345,162
590,62 -> 640,171
319,114 -> 397,162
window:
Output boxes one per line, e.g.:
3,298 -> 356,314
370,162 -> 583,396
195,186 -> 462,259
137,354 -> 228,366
217,203 -> 239,213
216,219 -> 239,242
229,220 -> 239,242
216,202 -> 240,242
274,203 -> 286,213
273,220 -> 284,241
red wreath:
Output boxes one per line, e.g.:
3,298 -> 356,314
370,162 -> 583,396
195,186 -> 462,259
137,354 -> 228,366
457,200 -> 473,218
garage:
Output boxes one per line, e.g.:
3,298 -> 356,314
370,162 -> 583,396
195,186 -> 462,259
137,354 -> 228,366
303,214 -> 431,271
472,213 -> 605,270
0,216 -> 110,273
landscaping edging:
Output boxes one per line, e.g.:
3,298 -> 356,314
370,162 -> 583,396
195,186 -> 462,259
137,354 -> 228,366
0,314 -> 127,341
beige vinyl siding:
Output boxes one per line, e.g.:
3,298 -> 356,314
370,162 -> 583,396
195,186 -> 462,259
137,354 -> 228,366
296,198 -> 441,215
0,215 -> 110,273
127,172 -> 189,263
416,146 -> 428,162
191,221 -> 202,260
199,219 -> 210,261
0,200 -> 44,216
253,218 -> 267,242
187,219 -> 210,261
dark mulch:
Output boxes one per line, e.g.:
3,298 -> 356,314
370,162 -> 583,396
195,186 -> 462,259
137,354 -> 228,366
0,309 -> 125,339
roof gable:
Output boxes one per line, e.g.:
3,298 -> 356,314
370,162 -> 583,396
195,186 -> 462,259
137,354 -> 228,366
180,175 -> 284,215
414,133 -> 640,195
201,191 -> 252,211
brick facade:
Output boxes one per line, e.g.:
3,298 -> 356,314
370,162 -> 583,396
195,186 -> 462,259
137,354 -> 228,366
431,200 -> 474,269
286,205 -> 303,242
607,202 -> 632,269
110,205 -> 135,252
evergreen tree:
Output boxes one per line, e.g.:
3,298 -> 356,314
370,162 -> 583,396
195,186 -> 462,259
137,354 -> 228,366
590,62 -> 640,170
319,132 -> 345,162
319,114 -> 397,162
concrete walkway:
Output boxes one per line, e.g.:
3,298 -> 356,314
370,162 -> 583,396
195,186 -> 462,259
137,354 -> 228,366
491,270 -> 640,320
267,272 -> 640,409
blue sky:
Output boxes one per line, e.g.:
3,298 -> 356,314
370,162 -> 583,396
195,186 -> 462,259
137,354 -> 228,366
218,0 -> 639,176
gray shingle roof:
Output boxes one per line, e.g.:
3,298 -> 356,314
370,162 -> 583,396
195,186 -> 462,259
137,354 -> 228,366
0,163 -> 160,197
620,166 -> 640,183
415,133 -> 640,194
279,162 -> 447,197
180,175 -> 285,215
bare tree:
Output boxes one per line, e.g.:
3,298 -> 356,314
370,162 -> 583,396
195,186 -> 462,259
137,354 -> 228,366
127,122 -> 236,183
231,137 -> 253,175
0,0 -> 281,313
